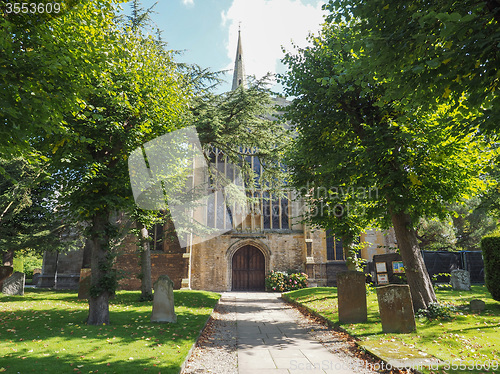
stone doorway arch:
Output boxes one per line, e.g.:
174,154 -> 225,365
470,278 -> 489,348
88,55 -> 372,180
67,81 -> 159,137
226,239 -> 270,291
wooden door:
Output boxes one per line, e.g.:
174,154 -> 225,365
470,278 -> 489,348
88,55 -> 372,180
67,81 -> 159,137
232,245 -> 265,291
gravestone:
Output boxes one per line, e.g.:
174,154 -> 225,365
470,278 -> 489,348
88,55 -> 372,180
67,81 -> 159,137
0,266 -> 13,289
377,284 -> 416,333
151,275 -> 177,323
450,269 -> 471,291
2,272 -> 25,296
78,268 -> 92,299
32,273 -> 41,286
337,271 -> 367,323
470,299 -> 485,312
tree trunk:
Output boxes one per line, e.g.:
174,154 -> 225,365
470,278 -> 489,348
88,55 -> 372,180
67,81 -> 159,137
341,236 -> 357,271
390,210 -> 437,311
2,249 -> 14,266
87,212 -> 112,325
139,225 -> 153,301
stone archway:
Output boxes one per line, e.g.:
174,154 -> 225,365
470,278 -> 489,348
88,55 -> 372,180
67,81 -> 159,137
226,239 -> 270,291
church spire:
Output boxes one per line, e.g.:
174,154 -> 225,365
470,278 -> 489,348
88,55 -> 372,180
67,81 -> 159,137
231,27 -> 246,90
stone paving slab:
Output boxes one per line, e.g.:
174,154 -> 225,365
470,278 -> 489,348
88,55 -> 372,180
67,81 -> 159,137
232,292 -> 371,374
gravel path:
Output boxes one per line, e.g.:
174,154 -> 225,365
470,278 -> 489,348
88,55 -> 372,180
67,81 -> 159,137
182,293 -> 411,374
182,294 -> 238,373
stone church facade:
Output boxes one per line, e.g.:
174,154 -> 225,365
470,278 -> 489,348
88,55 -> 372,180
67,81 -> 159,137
39,32 -> 396,291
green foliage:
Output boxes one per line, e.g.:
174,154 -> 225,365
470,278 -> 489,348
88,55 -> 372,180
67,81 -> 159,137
12,257 -> 23,274
265,270 -> 308,292
0,157 -> 75,257
324,0 -> 500,133
192,78 -> 292,196
0,0 -> 119,158
481,234 -> 500,301
20,254 -> 43,279
416,302 -> 456,321
416,198 -> 497,252
280,21 -> 495,234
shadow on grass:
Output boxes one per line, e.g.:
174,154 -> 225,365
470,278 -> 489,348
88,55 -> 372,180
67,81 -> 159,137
0,289 -> 220,374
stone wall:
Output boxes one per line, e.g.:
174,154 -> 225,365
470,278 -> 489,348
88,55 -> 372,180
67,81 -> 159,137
116,232 -> 188,290
190,230 -> 306,291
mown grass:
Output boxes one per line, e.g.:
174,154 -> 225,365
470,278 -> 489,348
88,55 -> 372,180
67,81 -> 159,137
0,289 -> 219,374
284,285 -> 500,374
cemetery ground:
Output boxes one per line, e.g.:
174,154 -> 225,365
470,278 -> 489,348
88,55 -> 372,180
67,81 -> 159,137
0,289 -> 219,374
284,285 -> 500,374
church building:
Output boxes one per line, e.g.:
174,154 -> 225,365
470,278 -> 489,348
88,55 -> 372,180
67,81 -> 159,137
39,32 -> 396,291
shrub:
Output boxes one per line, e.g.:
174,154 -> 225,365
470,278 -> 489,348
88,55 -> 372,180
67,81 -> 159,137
416,302 -> 455,320
265,270 -> 308,292
481,234 -> 500,301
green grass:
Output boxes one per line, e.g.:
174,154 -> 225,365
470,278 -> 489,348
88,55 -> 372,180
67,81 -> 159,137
0,289 -> 220,374
284,285 -> 500,374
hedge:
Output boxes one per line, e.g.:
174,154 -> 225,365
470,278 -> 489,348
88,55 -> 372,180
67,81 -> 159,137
481,234 -> 500,301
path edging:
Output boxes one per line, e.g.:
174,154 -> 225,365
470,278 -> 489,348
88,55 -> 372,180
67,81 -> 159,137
281,292 -> 425,374
178,295 -> 221,374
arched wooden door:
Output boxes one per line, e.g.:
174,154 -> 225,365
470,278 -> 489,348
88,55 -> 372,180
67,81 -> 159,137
232,245 -> 265,291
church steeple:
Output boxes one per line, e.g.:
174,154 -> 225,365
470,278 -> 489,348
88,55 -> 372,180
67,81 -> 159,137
231,28 -> 246,90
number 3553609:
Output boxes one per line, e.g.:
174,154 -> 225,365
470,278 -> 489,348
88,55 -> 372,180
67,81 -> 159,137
5,2 -> 61,14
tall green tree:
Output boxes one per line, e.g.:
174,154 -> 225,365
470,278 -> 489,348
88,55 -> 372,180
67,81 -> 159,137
280,23 -> 496,310
42,21 -> 190,324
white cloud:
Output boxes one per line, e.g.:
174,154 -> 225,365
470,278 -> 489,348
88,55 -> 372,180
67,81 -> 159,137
221,0 -> 325,87
182,0 -> 194,7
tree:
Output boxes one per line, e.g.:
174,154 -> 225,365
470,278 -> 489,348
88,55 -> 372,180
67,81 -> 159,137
324,0 -> 500,133
416,198 -> 497,251
280,23 -> 496,310
0,0 -> 118,159
42,22 -> 190,324
0,157 -> 75,265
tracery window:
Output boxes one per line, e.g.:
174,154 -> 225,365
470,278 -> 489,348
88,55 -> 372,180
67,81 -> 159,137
205,147 -> 291,231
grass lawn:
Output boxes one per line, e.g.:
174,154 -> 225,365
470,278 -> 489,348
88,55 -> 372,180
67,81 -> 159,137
0,289 -> 219,374
283,285 -> 500,374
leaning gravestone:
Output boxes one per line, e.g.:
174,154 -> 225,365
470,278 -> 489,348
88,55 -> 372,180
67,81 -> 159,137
151,275 -> 177,323
0,266 -> 13,289
2,272 -> 25,296
337,271 -> 367,323
377,284 -> 416,333
450,269 -> 471,291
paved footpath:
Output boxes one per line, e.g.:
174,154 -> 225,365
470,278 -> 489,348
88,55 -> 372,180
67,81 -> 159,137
230,292 -> 374,374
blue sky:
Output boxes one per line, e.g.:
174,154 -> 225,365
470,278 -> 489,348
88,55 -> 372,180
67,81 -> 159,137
122,0 -> 327,94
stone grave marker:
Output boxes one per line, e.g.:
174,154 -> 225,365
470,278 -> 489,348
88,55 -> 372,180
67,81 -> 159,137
337,271 -> 367,323
78,268 -> 92,299
377,284 -> 416,333
470,299 -> 486,312
151,275 -> 177,323
32,273 -> 41,286
0,266 -> 13,289
2,272 -> 25,296
450,269 -> 471,291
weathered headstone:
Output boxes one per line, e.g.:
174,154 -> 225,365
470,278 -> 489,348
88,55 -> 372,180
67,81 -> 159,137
470,299 -> 486,312
0,266 -> 13,289
2,272 -> 25,296
31,268 -> 42,286
78,268 -> 92,299
32,273 -> 41,286
450,269 -> 471,291
151,275 -> 177,323
377,284 -> 416,333
337,271 -> 367,323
